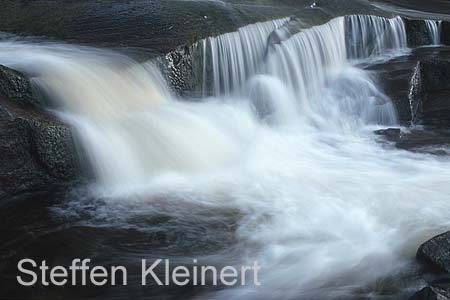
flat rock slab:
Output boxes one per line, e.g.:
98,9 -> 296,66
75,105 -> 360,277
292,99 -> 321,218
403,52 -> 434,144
0,0 -> 381,54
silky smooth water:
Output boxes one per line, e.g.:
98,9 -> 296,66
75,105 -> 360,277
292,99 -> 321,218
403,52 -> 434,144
0,14 -> 449,300
425,19 -> 441,45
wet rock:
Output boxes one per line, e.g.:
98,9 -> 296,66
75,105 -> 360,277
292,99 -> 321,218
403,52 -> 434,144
162,43 -> 205,97
374,128 -> 401,141
0,65 -> 36,106
417,231 -> 450,274
409,286 -> 450,300
414,59 -> 450,126
366,54 -> 417,124
404,19 -> 434,47
394,129 -> 450,155
267,18 -> 298,48
441,22 -> 450,46
367,47 -> 450,126
0,0 -> 301,55
0,64 -> 82,196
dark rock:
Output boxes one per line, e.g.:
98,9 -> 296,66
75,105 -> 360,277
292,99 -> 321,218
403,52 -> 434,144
441,22 -> 450,46
374,128 -> 401,141
420,59 -> 450,91
409,286 -> 450,300
366,47 -> 450,126
162,43 -> 205,97
380,0 -> 450,15
404,19 -> 434,48
0,65 -> 82,196
414,59 -> 450,126
417,231 -> 450,274
0,65 -> 36,106
0,0 -> 304,55
365,53 -> 417,124
395,129 -> 450,154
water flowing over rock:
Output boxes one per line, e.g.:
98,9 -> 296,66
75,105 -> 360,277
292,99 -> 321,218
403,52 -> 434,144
404,19 -> 441,47
367,46 -> 450,125
2,7 -> 450,300
346,15 -> 407,59
425,20 -> 441,45
206,18 -> 290,96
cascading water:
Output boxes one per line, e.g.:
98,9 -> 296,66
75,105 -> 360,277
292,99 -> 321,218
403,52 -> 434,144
205,18 -> 290,96
1,14 -> 450,300
346,15 -> 407,59
425,19 -> 441,45
203,15 -> 402,127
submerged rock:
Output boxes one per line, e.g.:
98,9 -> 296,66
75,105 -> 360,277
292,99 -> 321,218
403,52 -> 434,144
0,64 -> 82,196
374,128 -> 401,141
409,286 -> 450,300
395,130 -> 450,155
417,231 -> 450,274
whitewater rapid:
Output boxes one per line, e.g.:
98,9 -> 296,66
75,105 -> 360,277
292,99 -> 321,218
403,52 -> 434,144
1,14 -> 450,300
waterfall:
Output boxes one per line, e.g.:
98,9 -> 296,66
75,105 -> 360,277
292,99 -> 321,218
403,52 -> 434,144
204,14 -> 408,98
0,14 -> 410,185
346,15 -> 407,59
265,17 -> 347,101
3,15 -> 450,300
425,20 -> 441,45
201,15 -> 400,126
205,17 -> 290,96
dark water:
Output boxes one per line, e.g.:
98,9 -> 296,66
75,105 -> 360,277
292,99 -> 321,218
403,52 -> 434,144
0,185 -> 245,299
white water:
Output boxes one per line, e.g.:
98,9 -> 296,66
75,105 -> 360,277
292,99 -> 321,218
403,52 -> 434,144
425,20 -> 441,45
206,18 -> 289,96
346,15 -> 407,59
1,15 -> 450,300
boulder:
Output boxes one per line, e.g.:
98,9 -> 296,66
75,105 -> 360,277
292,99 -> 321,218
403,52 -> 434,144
0,64 -> 82,196
417,231 -> 450,274
409,286 -> 450,300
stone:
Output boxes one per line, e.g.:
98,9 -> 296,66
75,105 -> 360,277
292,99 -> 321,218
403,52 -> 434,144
0,65 -> 36,106
0,64 -> 82,195
417,231 -> 450,274
409,286 -> 450,300
404,19 -> 433,47
374,128 -> 401,141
